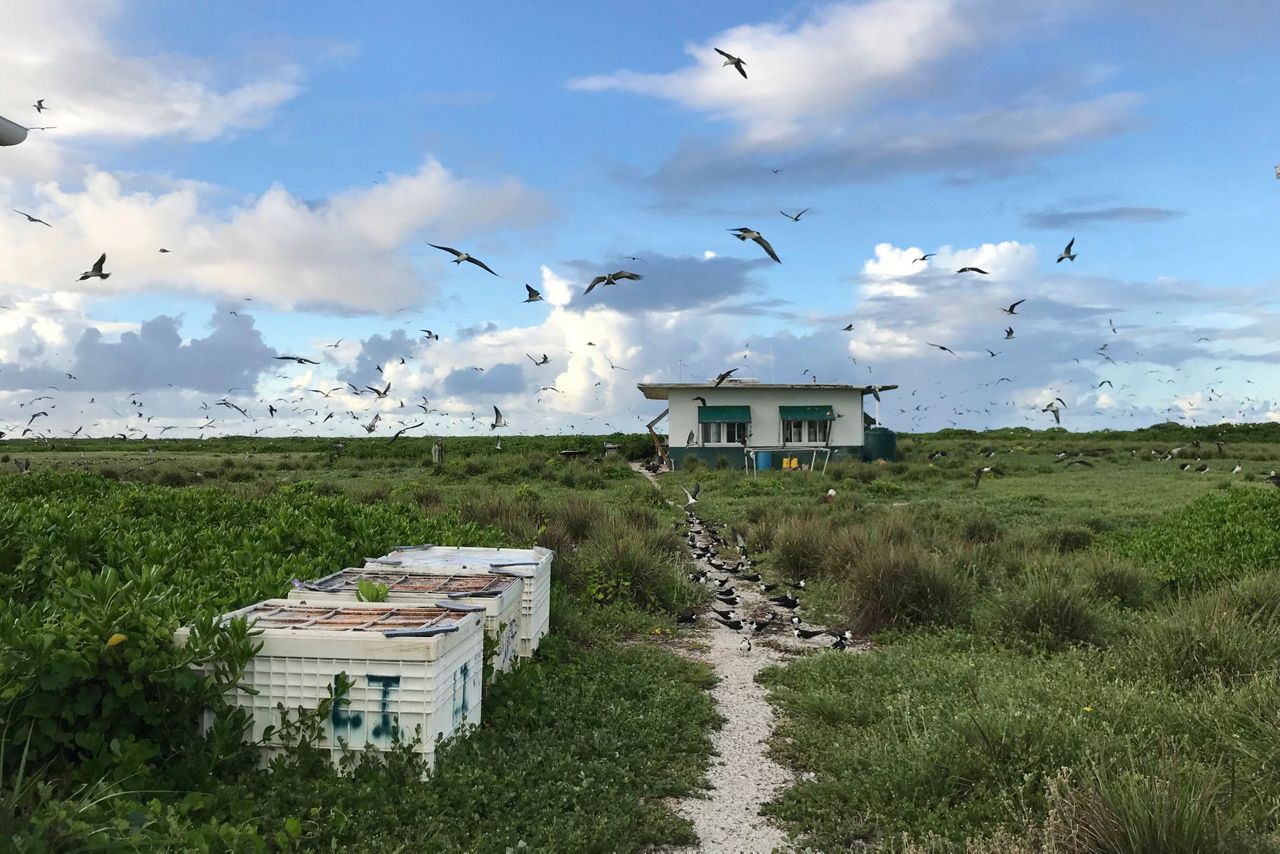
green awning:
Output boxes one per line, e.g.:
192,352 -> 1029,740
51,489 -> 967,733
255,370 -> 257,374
697,405 -> 751,423
779,405 -> 835,421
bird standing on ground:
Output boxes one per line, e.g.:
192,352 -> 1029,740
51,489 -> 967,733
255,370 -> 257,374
714,47 -> 748,79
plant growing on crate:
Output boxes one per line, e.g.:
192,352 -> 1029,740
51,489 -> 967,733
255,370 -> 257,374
354,580 -> 390,602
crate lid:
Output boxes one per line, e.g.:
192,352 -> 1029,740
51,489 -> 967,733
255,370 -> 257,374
301,568 -> 519,598
223,600 -> 472,637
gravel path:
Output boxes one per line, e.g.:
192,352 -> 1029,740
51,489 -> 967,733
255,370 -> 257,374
632,463 -> 817,854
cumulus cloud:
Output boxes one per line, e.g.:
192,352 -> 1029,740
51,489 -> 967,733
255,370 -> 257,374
0,159 -> 549,313
563,252 -> 769,313
1023,205 -> 1184,229
574,1 -> 1139,192
0,2 -> 300,141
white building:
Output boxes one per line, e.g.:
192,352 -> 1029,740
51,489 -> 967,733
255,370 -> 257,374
638,379 -> 896,470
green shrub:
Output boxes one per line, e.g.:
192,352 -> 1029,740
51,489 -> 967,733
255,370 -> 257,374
768,517 -> 832,581
984,570 -> 1109,651
1083,554 -> 1153,609
835,542 -> 975,634
1043,525 -> 1095,554
1128,594 -> 1280,686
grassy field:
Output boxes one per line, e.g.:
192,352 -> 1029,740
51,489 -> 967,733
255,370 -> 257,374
657,422 -> 1280,851
3,423 -> 1280,850
0,435 -> 715,851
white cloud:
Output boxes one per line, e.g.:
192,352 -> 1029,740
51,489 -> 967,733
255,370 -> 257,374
572,0 -> 973,146
0,159 -> 549,312
0,2 -> 301,142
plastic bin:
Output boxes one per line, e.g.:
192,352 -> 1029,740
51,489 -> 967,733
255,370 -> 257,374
288,568 -> 525,675
755,451 -> 773,470
368,546 -> 553,658
174,599 -> 484,769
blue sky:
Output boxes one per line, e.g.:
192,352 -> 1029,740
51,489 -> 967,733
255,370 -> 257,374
1,0 -> 1279,439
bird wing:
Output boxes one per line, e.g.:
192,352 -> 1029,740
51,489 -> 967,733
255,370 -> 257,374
465,255 -> 500,276
1009,299 -> 1026,311
611,271 -> 643,281
691,482 -> 701,499
427,243 -> 461,257
584,276 -> 606,294
736,63 -> 748,79
713,47 -> 736,60
92,253 -> 106,273
493,405 -> 502,421
1064,238 -> 1075,254
751,233 -> 781,263
524,284 -> 540,298
796,208 -> 809,219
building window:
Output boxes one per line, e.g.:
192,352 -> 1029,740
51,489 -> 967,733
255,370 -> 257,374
784,420 -> 829,444
701,422 -> 747,445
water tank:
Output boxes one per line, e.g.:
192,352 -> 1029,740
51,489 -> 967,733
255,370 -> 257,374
0,115 -> 28,146
755,450 -> 773,470
863,427 -> 897,462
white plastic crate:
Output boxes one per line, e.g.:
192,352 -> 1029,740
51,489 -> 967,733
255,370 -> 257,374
367,545 -> 553,658
174,599 -> 484,769
287,568 -> 525,675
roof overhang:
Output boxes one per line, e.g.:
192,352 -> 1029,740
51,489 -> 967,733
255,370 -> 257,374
638,382 -> 895,401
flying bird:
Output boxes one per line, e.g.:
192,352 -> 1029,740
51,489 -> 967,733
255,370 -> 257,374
584,270 -> 643,294
986,349 -> 1000,358
973,466 -> 1001,488
1004,327 -> 1015,340
388,423 -> 424,444
427,243 -> 499,276
366,381 -> 391,399
274,355 -> 319,365
32,99 -> 48,113
926,343 -> 961,358
491,406 -> 507,430
780,208 -> 809,222
714,47 -> 748,79
1001,299 -> 1025,315
527,353 -> 550,366
523,284 -> 543,303
842,324 -> 854,332
325,339 -> 344,349
12,209 -> 51,227
713,368 -> 738,387
1057,238 -> 1077,263
682,483 -> 701,507
728,227 -> 781,263
913,253 -> 936,263
78,253 -> 110,281
956,266 -> 988,275
1042,402 -> 1061,425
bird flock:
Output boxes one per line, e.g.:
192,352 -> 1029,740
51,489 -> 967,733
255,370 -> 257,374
3,44 -> 1278,447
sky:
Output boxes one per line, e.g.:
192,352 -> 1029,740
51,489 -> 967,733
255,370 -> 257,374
1,0 -> 1279,442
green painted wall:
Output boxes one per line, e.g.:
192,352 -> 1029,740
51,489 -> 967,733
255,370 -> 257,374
668,446 -> 864,470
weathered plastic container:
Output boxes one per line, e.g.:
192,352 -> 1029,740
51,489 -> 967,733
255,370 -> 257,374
756,451 -> 773,470
174,599 -> 484,769
368,545 -> 553,658
288,568 -> 525,675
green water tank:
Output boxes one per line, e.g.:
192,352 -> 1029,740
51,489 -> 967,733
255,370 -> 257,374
863,427 -> 897,462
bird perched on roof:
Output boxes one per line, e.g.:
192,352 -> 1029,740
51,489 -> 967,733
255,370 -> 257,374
1057,238 -> 1077,263
714,47 -> 748,79
728,227 -> 781,263
427,243 -> 499,276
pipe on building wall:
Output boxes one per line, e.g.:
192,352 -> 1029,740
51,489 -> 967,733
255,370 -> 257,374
0,114 -> 29,146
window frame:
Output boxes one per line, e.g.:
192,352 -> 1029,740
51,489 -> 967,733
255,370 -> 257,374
700,421 -> 748,446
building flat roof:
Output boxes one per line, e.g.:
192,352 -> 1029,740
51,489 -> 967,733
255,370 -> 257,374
638,382 -> 897,400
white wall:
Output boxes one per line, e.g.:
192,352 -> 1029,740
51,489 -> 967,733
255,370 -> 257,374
666,386 -> 864,448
